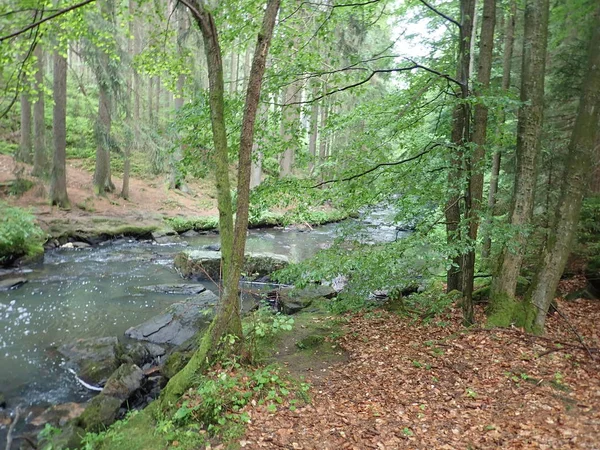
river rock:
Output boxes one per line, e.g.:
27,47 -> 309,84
58,336 -> 121,385
137,283 -> 206,295
201,243 -> 221,251
29,402 -> 86,427
275,284 -> 337,315
174,250 -> 288,280
0,391 -> 5,408
125,290 -> 218,346
78,364 -> 143,432
145,343 -> 166,358
181,229 -> 199,238
0,277 -> 27,291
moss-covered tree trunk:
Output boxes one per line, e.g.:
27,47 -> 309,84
527,8 -> 600,332
445,0 -> 475,293
489,0 -> 550,328
159,0 -> 281,409
50,50 -> 70,209
461,0 -> 497,324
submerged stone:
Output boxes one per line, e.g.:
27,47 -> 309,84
0,277 -> 27,291
137,283 -> 206,295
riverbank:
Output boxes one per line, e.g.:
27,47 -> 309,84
0,154 -> 351,266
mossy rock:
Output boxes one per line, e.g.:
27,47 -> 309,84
162,351 -> 191,379
78,396 -> 122,432
296,334 -> 325,349
40,423 -> 86,450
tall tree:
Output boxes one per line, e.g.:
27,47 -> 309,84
527,7 -> 600,331
19,85 -> 32,164
160,0 -> 281,407
461,0 -> 497,324
482,0 -> 517,258
49,49 -> 70,208
92,0 -> 117,195
32,45 -> 46,177
445,0 -> 476,293
489,0 -> 551,325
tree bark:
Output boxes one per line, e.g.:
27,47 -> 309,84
19,87 -> 32,164
159,0 -> 280,409
461,0 -> 497,324
170,5 -> 187,191
489,0 -> 550,326
279,83 -> 300,177
250,102 -> 268,189
308,83 -> 319,175
527,8 -> 600,332
32,45 -> 46,177
445,0 -> 476,293
50,50 -> 70,208
482,0 -> 516,258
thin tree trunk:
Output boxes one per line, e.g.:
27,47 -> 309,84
489,0 -> 550,326
528,8 -> 600,331
483,0 -> 516,258
148,76 -> 154,125
19,88 -> 32,164
159,0 -> 280,408
121,0 -> 135,200
308,84 -> 319,175
170,5 -> 187,191
445,0 -> 476,293
250,102 -> 268,188
318,92 -> 328,182
461,0 -> 497,324
50,50 -> 70,208
155,76 -> 161,127
32,45 -> 46,177
279,83 -> 299,177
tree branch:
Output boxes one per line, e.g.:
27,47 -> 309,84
417,0 -> 460,28
0,0 -> 96,42
312,143 -> 441,188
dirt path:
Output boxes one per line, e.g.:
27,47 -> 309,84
243,298 -> 600,449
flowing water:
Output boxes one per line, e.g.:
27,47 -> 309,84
0,211 -> 407,420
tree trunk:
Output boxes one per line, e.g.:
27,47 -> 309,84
308,84 -> 319,175
50,50 -> 70,208
155,76 -> 161,127
279,83 -> 299,177
159,0 -> 280,409
318,92 -> 328,181
121,0 -> 134,200
19,88 -> 32,164
483,0 -> 516,258
32,45 -> 46,177
148,77 -> 154,125
461,0 -> 497,324
527,8 -> 600,332
94,83 -> 114,195
250,102 -> 268,189
445,0 -> 476,293
489,0 -> 550,327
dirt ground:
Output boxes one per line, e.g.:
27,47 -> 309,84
0,155 -> 218,233
243,281 -> 600,449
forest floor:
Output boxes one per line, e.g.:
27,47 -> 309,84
242,278 -> 600,449
0,154 -> 219,237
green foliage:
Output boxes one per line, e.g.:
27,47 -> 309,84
38,424 -> 62,441
162,363 -> 308,442
243,305 -> 294,360
0,202 -> 45,264
578,195 -> 600,257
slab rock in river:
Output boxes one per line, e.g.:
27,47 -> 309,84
174,250 -> 289,280
136,283 -> 206,295
125,291 -> 218,346
276,284 -> 337,315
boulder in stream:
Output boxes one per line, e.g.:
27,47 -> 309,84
30,402 -> 86,427
275,284 -> 337,315
174,250 -> 288,280
78,364 -> 143,432
125,290 -> 219,346
58,336 -> 121,385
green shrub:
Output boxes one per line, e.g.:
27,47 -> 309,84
0,203 -> 45,264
